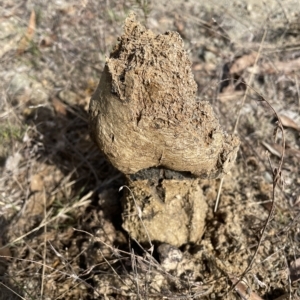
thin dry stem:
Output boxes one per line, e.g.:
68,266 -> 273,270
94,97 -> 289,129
119,185 -> 154,253
228,90 -> 286,295
41,188 -> 47,297
0,281 -> 26,300
233,29 -> 267,134
1,192 -> 92,250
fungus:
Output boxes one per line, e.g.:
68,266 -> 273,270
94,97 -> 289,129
89,13 -> 239,246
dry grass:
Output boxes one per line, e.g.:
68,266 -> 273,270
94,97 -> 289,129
1,0 -> 300,299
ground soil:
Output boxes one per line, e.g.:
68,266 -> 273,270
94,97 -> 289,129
1,1 -> 300,299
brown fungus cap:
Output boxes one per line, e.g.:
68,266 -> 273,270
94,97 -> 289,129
89,13 -> 239,178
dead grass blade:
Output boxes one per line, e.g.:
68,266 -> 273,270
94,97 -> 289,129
215,28 -> 267,213
41,189 -> 47,297
228,90 -> 286,295
279,114 -> 300,131
0,281 -> 26,300
1,191 -> 92,249
233,29 -> 267,134
230,52 -> 258,74
260,57 -> 300,75
261,141 -> 281,158
17,10 -> 36,54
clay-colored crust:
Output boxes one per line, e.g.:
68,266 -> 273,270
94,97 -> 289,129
89,13 -> 239,178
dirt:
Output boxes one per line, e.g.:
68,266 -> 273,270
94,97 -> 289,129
0,0 -> 300,299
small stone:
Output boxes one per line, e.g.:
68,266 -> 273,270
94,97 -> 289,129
8,73 -> 49,105
30,174 -> 44,192
157,243 -> 183,271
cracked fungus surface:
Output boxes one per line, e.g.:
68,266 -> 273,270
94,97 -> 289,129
89,13 -> 239,178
